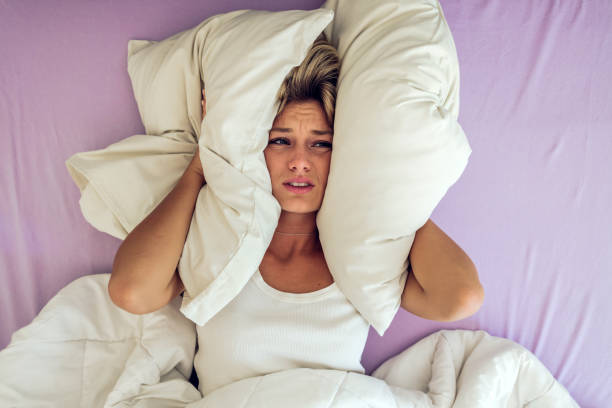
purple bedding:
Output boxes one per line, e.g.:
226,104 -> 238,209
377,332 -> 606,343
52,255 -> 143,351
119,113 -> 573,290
1,1 -> 610,406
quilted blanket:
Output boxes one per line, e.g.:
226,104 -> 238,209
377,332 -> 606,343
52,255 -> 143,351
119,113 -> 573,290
0,274 -> 578,407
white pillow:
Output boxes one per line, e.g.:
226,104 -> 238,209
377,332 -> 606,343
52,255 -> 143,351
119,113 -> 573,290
317,0 -> 472,335
65,9 -> 335,326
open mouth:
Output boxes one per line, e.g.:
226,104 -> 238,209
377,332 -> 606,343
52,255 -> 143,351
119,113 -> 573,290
283,183 -> 314,194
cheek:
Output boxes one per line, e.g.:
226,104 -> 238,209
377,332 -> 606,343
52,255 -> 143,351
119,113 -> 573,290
319,157 -> 332,179
263,149 -> 269,164
263,150 -> 277,177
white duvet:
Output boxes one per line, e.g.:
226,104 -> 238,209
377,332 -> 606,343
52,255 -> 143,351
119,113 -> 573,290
0,274 -> 577,407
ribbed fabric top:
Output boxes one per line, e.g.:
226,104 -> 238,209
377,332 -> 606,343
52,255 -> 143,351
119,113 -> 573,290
194,268 -> 370,396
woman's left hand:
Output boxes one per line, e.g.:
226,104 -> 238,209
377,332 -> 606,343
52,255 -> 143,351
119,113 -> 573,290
201,88 -> 206,121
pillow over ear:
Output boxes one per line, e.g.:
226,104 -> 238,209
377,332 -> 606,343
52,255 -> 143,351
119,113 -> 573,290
65,8 -> 335,326
318,0 -> 472,336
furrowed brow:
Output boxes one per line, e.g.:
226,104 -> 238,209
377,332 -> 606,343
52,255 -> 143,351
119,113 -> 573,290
270,127 -> 332,136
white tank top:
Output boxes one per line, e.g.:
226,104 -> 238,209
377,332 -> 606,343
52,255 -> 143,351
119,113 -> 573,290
194,268 -> 370,396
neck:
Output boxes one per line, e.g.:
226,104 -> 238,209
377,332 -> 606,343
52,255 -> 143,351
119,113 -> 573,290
274,231 -> 315,236
267,210 -> 319,259
273,209 -> 317,235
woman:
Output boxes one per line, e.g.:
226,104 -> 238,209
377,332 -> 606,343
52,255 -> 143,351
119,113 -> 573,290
109,33 -> 483,393
108,34 -> 340,312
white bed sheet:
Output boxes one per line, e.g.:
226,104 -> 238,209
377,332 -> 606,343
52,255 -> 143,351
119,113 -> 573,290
0,275 -> 578,407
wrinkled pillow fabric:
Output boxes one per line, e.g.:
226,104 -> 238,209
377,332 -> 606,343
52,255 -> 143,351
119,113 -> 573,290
65,8 -> 335,326
317,0 -> 472,335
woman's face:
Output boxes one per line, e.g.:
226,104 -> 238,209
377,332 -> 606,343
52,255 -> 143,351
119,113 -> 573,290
264,99 -> 333,214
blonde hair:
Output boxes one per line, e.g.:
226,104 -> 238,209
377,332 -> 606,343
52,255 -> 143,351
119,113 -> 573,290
275,33 -> 339,127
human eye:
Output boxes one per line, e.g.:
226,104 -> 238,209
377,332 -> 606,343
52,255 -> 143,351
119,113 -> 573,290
314,141 -> 333,148
269,138 -> 289,145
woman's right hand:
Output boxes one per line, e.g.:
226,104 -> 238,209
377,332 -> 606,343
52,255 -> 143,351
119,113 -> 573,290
186,146 -> 205,183
185,88 -> 207,183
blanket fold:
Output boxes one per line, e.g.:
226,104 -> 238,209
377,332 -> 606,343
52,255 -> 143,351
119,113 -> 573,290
0,274 -> 578,407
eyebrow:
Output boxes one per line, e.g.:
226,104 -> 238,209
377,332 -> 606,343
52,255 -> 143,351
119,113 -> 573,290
270,127 -> 333,136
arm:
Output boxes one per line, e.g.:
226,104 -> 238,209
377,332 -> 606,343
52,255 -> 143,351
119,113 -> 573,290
400,218 -> 484,322
108,154 -> 204,315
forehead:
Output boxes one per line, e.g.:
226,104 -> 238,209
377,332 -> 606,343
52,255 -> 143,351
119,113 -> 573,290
272,100 -> 331,129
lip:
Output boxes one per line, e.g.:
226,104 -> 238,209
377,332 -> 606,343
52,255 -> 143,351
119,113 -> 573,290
284,177 -> 314,185
284,184 -> 314,194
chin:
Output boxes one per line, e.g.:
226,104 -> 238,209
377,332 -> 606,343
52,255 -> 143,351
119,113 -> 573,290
272,188 -> 322,213
277,198 -> 321,214
281,205 -> 319,214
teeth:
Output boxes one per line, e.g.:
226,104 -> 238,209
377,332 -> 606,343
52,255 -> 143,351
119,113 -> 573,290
288,182 -> 310,187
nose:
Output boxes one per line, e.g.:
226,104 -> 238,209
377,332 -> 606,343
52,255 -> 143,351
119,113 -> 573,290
288,149 -> 311,172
